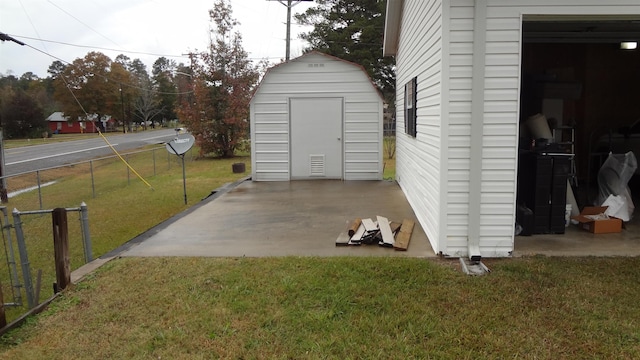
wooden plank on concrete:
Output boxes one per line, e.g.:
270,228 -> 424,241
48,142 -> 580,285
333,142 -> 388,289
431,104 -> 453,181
390,221 -> 402,234
350,223 -> 366,241
362,218 -> 377,232
378,216 -> 394,247
348,218 -> 362,237
335,231 -> 350,246
394,219 -> 415,251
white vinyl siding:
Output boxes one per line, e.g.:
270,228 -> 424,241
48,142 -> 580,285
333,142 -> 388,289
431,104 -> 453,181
446,0 -> 640,257
392,0 -> 640,257
250,52 -> 383,181
395,0 -> 444,254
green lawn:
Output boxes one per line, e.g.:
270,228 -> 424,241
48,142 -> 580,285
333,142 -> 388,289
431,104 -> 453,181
0,256 -> 638,359
0,145 -> 251,323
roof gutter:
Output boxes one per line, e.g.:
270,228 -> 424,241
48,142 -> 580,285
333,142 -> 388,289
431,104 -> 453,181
468,0 -> 487,261
383,0 -> 404,56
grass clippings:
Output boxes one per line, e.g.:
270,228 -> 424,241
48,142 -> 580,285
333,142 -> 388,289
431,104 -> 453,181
0,256 -> 639,359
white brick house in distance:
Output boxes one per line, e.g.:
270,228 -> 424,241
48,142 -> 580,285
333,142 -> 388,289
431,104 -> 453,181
384,0 -> 640,258
250,51 -> 384,181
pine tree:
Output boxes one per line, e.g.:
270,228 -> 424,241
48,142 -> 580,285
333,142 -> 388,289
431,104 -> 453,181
295,0 -> 395,103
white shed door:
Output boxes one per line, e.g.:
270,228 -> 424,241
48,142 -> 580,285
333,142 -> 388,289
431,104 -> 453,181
290,98 -> 343,179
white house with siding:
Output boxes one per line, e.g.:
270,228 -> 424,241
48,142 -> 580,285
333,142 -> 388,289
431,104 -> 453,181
384,0 -> 640,258
250,51 -> 384,181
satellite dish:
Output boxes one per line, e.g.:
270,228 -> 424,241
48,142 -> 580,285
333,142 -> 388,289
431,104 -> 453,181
166,134 -> 195,155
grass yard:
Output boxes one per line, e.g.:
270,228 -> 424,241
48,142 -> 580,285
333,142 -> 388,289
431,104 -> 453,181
0,146 -> 251,323
0,256 -> 639,359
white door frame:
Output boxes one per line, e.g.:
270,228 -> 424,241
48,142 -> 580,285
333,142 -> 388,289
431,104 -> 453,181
289,97 -> 344,180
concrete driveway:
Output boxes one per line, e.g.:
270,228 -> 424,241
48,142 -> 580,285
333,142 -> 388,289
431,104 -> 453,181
103,177 -> 640,262
118,179 -> 435,258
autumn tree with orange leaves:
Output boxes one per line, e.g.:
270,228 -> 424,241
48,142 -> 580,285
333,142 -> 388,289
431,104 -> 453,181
177,0 -> 259,158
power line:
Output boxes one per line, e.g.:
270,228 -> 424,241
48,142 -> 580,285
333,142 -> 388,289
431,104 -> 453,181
0,32 -> 25,46
47,0 -> 124,50
6,33 -> 305,62
22,42 -> 193,96
7,2 -> 191,95
267,0 -> 314,61
7,34 -> 189,59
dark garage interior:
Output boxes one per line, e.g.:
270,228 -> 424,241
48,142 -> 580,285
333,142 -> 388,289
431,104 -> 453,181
517,17 -> 640,235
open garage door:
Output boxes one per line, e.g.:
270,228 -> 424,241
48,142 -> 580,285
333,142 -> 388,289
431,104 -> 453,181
518,16 -> 640,235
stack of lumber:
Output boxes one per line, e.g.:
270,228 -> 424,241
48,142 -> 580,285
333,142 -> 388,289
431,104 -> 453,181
336,216 -> 415,251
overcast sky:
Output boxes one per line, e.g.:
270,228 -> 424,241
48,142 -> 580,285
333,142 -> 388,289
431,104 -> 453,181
0,0 -> 316,78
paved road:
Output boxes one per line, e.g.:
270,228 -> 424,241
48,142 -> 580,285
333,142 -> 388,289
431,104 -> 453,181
4,129 -> 179,176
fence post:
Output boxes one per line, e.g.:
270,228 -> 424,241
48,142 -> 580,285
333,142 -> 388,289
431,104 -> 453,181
90,160 -> 96,199
12,208 -> 34,309
80,202 -> 92,263
36,170 -> 43,210
52,208 -> 70,293
1,207 -> 22,306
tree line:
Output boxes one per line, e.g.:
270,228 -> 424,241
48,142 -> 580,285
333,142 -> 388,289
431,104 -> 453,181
0,0 -> 394,157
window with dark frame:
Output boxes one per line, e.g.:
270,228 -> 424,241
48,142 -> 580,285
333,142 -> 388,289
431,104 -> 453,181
404,77 -> 417,137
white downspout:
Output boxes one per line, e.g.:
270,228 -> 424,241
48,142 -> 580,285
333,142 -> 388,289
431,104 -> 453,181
468,0 -> 487,261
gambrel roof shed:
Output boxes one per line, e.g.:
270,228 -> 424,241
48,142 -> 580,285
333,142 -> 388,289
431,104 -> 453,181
250,51 -> 384,181
384,0 -> 640,258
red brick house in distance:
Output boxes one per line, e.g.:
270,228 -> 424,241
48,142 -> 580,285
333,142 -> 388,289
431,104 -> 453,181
46,112 -> 115,134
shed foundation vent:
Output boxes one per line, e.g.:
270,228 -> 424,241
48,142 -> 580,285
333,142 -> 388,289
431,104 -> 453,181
309,154 -> 325,176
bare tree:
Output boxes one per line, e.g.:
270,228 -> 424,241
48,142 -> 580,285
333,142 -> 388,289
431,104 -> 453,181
134,78 -> 163,129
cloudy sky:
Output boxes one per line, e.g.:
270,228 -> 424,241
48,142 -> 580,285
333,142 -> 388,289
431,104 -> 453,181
0,0 -> 316,77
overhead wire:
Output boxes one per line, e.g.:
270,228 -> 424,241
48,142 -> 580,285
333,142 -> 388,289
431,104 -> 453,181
47,0 -> 124,49
16,1 -> 155,190
25,43 -> 154,190
10,0 -> 195,92
8,34 -> 188,59
58,69 -> 155,190
23,43 -> 194,96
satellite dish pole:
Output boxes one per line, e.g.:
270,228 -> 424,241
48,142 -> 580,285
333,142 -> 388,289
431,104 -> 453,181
268,0 -> 313,61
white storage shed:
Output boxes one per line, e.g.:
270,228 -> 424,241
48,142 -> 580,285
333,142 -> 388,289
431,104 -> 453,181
250,51 -> 384,181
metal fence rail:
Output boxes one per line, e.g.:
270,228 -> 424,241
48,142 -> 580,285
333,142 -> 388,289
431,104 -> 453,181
10,204 -> 92,309
0,145 -> 193,210
0,145 -> 193,326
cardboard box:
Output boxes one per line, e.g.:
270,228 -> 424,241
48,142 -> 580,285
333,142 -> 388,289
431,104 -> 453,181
571,206 -> 622,234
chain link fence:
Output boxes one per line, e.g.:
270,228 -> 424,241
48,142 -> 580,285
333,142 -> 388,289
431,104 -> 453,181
0,145 -> 195,326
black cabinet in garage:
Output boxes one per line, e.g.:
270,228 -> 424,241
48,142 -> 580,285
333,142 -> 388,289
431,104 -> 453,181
517,151 -> 570,234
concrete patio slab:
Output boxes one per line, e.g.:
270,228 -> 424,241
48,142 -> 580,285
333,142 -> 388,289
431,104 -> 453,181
513,220 -> 640,257
119,180 -> 436,258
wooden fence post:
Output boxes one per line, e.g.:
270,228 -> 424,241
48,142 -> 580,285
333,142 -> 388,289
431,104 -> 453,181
52,208 -> 70,293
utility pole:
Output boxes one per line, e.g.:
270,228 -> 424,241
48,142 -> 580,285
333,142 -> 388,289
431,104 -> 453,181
0,130 -> 7,203
119,88 -> 126,133
0,32 -> 25,203
267,0 -> 313,61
